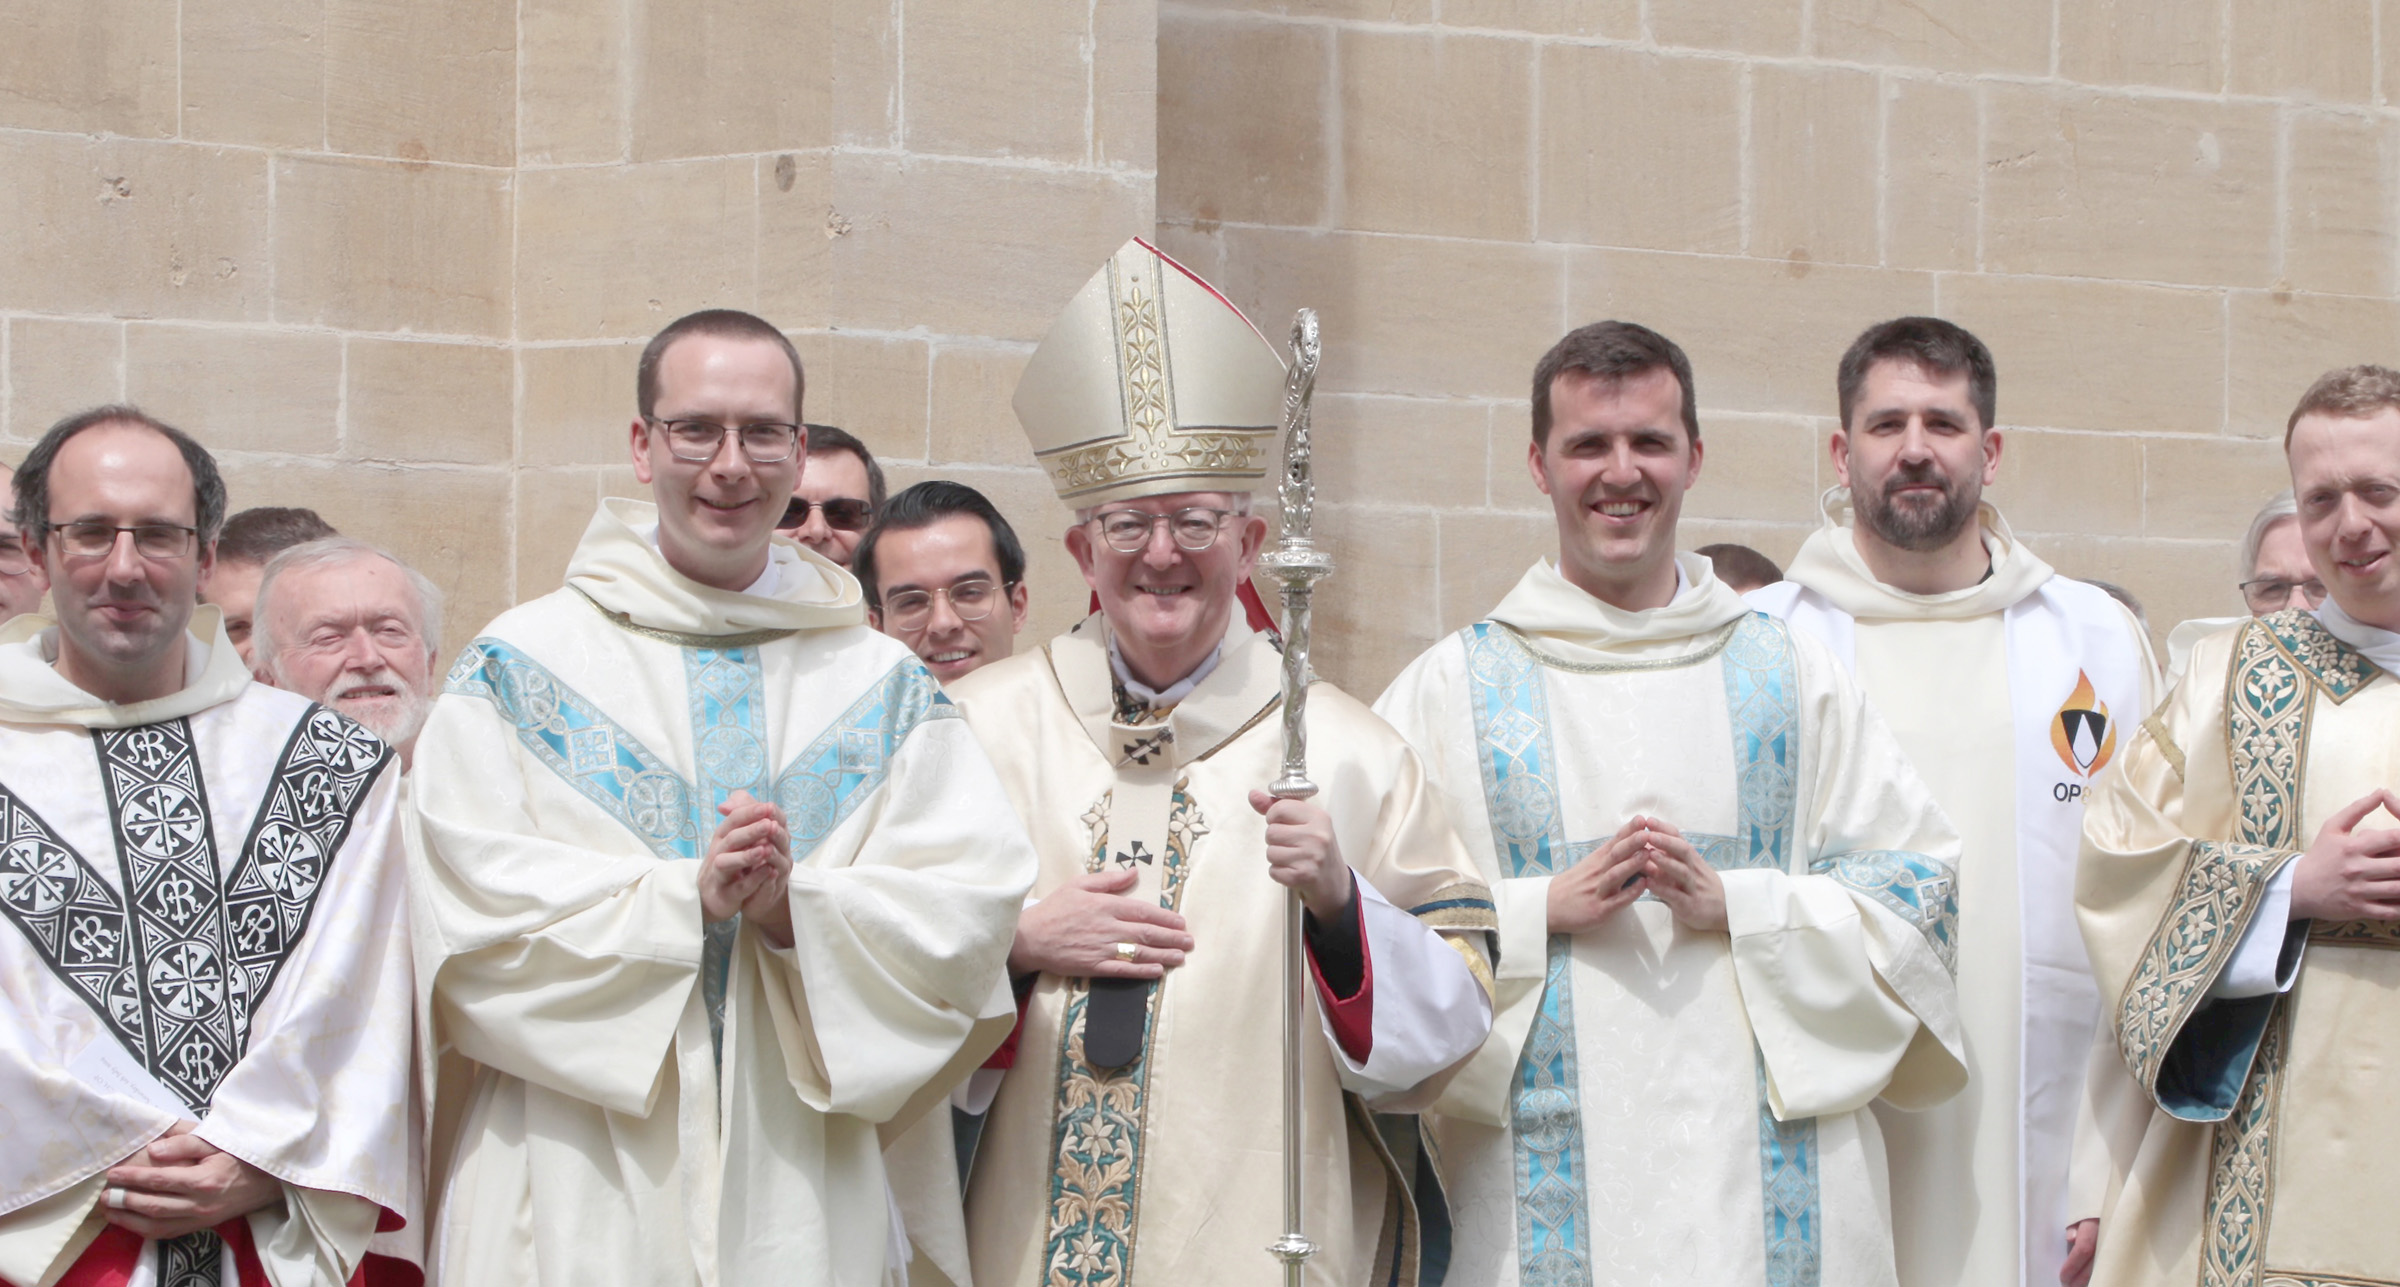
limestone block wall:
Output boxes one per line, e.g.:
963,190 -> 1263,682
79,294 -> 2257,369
3,0 -> 2390,698
0,0 -> 1155,655
1157,0 -> 2400,694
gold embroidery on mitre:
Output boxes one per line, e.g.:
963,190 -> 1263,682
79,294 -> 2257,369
1034,254 -> 1274,502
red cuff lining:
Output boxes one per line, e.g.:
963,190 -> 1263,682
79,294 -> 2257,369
1307,911 -> 1376,1064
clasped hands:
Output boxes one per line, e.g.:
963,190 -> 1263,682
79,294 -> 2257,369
102,1121 -> 281,1240
698,789 -> 795,949
1006,790 -> 1353,979
1546,814 -> 1727,935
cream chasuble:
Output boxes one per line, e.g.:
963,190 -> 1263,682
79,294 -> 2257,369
411,499 -> 1035,1287
947,613 -> 1497,1287
1376,555 -> 1966,1287
0,611 -> 417,1287
1749,493 -> 2158,1287
2078,610 -> 2400,1287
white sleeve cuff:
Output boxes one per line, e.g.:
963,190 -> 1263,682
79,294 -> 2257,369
2208,861 -> 2301,1000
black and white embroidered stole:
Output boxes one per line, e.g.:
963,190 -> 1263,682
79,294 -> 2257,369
0,706 -> 388,1287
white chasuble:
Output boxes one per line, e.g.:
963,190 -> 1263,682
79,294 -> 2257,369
946,614 -> 1497,1287
0,612 -> 416,1287
1376,556 -> 1965,1287
411,500 -> 1035,1287
1749,493 -> 2157,1287
2078,611 -> 2400,1287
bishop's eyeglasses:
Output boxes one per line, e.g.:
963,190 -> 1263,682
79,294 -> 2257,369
1088,507 -> 1239,554
646,417 -> 804,464
882,579 -> 1013,631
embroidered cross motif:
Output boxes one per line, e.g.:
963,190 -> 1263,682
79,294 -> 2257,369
1119,729 -> 1172,766
1114,840 -> 1154,868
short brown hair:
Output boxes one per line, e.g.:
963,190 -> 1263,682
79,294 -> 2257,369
2285,364 -> 2400,446
1837,317 -> 1996,431
636,309 -> 806,421
218,506 -> 337,565
1531,321 -> 1698,447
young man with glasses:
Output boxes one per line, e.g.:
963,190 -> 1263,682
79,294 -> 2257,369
0,407 -> 418,1287
854,480 -> 1030,685
945,239 -> 1495,1287
0,459 -> 46,624
775,422 -> 885,568
409,308 -> 1035,1287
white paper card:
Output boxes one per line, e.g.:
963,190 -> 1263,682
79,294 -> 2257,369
69,1033 -> 190,1117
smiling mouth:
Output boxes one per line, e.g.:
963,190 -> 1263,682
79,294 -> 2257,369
925,650 -> 974,666
1594,499 -> 1648,518
1133,585 -> 1190,597
698,496 -> 752,513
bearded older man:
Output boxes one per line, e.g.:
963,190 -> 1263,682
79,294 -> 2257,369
1748,316 -> 2157,1287
249,538 -> 443,769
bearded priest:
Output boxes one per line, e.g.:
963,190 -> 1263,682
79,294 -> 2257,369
1746,317 -> 2157,1287
2076,365 -> 2400,1287
949,238 -> 1496,1287
409,309 -> 1036,1287
1375,320 -> 1966,1287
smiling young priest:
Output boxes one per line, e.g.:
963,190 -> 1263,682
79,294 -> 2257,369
1374,321 -> 1966,1287
408,309 -> 1036,1287
946,238 -> 1497,1287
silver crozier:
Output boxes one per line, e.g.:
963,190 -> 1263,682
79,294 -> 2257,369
1258,309 -> 1331,1284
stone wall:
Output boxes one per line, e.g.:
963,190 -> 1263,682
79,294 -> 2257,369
1157,0 -> 2400,693
3,0 -> 2391,697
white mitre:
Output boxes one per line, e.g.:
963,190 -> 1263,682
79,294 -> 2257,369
1015,237 -> 1288,505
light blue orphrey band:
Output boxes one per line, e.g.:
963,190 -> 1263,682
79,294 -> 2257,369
1464,614 -> 1821,1287
448,639 -> 956,1064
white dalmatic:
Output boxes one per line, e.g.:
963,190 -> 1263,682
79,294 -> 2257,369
411,499 -> 1035,1287
0,610 -> 417,1287
1750,491 -> 2158,1287
1376,555 -> 1965,1287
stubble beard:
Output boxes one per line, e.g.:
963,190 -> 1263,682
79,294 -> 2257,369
1857,468 -> 1980,553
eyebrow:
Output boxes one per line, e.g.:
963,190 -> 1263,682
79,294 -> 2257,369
882,571 -> 1000,595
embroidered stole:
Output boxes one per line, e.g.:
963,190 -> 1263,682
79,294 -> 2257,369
1464,614 -> 1825,1287
0,707 -> 389,1287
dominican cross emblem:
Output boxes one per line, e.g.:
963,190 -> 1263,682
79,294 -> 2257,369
1119,729 -> 1172,766
1113,840 -> 1155,868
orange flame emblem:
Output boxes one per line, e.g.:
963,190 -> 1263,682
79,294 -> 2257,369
2051,671 -> 2116,777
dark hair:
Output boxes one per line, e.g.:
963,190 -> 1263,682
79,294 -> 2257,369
1531,321 -> 1699,447
1694,542 -> 1782,590
635,309 -> 806,421
853,481 -> 1027,612
803,423 -> 888,510
12,405 -> 227,543
217,506 -> 338,565
1836,317 -> 1997,432
2285,364 -> 2400,446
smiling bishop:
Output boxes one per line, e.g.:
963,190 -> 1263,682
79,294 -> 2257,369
1375,321 -> 1967,1287
948,238 -> 1497,1287
408,309 -> 1036,1287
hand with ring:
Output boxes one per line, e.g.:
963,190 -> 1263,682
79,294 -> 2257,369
1009,867 -> 1195,979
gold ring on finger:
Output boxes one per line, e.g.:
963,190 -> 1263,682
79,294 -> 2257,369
1114,941 -> 1139,963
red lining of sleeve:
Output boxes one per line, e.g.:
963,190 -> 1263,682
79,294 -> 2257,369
1308,911 -> 1376,1064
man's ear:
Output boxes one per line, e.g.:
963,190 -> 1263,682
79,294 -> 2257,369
1828,428 -> 1853,489
1008,580 -> 1031,634
629,418 -> 655,484
1526,437 -> 1552,497
1981,428 -> 2005,486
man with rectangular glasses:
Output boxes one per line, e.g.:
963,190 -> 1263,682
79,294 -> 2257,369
0,406 -> 417,1287
409,308 -> 1035,1287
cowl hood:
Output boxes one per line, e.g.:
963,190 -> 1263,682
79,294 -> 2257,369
1784,487 -> 2053,621
565,497 -> 864,637
0,605 -> 250,728
1487,552 -> 1753,664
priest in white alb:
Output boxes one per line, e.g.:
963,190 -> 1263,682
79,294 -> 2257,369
2076,365 -> 2400,1287
410,309 -> 1035,1287
1376,321 -> 1966,1287
1746,317 -> 2156,1287
0,409 -> 416,1287
950,238 -> 1497,1287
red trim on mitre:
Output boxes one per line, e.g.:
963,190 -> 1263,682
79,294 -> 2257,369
1086,582 -> 1280,641
1131,237 -> 1274,347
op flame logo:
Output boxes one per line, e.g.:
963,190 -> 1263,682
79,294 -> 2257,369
2051,670 -> 2116,777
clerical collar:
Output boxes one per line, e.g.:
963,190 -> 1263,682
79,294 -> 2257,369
637,521 -> 780,597
2317,599 -> 2400,676
1109,638 -> 1224,714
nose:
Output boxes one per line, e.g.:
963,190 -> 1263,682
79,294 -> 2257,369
706,429 -> 754,481
924,591 -> 966,636
1598,440 -> 1641,484
101,529 -> 146,584
1894,418 -> 1936,463
2279,584 -> 2314,611
339,627 -> 382,669
1140,516 -> 1181,568
795,507 -> 832,548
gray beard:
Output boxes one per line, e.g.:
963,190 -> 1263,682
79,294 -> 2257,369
1857,475 -> 1980,553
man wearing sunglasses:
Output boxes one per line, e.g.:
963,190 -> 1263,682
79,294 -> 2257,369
0,459 -> 45,625
776,423 -> 885,567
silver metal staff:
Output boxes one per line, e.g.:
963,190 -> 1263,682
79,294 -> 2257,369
1258,308 -> 1330,1284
